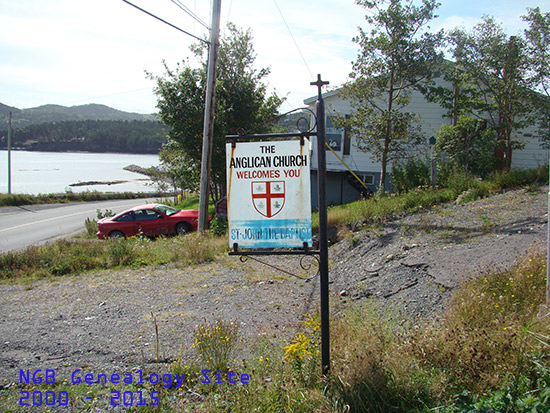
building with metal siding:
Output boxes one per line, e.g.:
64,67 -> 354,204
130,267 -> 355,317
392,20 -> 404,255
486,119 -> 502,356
304,83 -> 549,208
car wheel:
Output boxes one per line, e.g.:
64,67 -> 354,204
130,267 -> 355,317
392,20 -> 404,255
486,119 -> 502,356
109,230 -> 125,239
175,222 -> 192,235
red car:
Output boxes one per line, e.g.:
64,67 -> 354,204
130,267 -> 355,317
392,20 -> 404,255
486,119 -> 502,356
96,204 -> 202,239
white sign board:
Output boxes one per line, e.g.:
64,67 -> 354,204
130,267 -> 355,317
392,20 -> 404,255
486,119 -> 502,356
226,139 -> 312,249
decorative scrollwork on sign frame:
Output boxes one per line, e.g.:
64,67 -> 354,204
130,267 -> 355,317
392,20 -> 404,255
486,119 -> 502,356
235,107 -> 317,137
238,253 -> 320,281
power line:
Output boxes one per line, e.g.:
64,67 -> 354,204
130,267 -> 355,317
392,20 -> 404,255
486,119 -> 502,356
121,0 -> 207,44
272,0 -> 315,81
226,0 -> 234,21
170,0 -> 210,30
265,80 -> 296,112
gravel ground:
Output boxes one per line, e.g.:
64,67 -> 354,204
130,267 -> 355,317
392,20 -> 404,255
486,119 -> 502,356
330,186 -> 548,322
0,186 -> 547,390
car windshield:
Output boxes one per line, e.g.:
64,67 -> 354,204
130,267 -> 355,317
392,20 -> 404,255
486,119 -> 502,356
154,204 -> 180,216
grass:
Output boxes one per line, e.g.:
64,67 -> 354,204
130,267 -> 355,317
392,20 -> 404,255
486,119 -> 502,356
2,253 -> 547,411
0,190 -> 163,207
2,166 -> 546,280
313,165 -> 548,235
0,233 -> 228,280
323,186 -> 454,230
161,251 -> 548,411
1,195 -> 223,280
94,251 -> 546,411
0,166 -> 549,410
321,251 -> 550,412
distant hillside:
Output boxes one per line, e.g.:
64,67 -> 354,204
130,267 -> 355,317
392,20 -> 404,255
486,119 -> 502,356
0,102 -> 155,129
0,103 -> 21,119
0,119 -> 168,154
277,111 -> 310,133
0,102 -> 165,154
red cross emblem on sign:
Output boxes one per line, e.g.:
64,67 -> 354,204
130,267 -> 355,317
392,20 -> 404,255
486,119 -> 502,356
251,181 -> 285,218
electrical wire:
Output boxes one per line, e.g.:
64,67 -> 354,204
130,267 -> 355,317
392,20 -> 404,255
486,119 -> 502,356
266,80 -> 296,112
272,0 -> 315,81
121,0 -> 208,44
226,0 -> 234,21
170,0 -> 210,30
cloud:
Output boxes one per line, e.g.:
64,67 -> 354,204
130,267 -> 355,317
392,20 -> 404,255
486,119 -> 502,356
0,0 -> 547,113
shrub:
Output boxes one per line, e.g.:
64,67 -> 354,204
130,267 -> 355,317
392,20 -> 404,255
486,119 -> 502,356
435,116 -> 497,177
209,216 -> 228,236
390,157 -> 430,193
193,318 -> 239,373
84,218 -> 98,237
487,166 -> 549,190
108,238 -> 137,267
446,171 -> 481,198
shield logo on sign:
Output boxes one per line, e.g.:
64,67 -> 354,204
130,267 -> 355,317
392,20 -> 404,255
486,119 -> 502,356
251,181 -> 285,218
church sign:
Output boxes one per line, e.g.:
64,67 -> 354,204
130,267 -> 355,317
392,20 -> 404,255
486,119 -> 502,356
226,139 -> 312,249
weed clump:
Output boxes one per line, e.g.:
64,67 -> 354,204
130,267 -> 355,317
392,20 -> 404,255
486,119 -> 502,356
193,318 -> 239,373
325,251 -> 550,411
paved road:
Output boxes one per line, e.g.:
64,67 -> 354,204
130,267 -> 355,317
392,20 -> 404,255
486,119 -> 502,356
0,197 -> 160,254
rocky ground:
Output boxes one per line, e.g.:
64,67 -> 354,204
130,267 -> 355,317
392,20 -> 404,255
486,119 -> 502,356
0,186 -> 547,387
330,186 -> 548,322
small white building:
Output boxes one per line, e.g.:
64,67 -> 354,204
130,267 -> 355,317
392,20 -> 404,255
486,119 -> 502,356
304,85 -> 548,207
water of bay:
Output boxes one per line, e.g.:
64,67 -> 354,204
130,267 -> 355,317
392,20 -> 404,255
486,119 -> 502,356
0,150 -> 160,195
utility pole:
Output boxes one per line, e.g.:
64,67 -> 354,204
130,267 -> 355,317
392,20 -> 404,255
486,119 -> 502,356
7,112 -> 12,194
198,0 -> 221,232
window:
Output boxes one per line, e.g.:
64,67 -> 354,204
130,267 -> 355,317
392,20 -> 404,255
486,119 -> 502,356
343,115 -> 351,156
155,204 -> 179,216
326,115 -> 351,155
135,209 -> 162,221
363,175 -> 374,185
115,212 -> 135,222
326,116 -> 342,151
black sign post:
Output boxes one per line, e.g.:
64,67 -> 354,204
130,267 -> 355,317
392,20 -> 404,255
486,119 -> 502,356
311,74 -> 330,375
226,75 -> 331,376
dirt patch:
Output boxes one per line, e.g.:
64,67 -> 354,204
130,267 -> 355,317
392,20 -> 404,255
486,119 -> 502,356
330,186 -> 548,321
0,186 -> 547,384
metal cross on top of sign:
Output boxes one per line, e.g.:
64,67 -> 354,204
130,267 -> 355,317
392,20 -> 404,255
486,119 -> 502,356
311,74 -> 329,99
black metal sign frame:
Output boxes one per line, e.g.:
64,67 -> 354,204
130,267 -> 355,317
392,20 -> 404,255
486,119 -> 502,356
226,130 -> 318,257
226,75 -> 331,375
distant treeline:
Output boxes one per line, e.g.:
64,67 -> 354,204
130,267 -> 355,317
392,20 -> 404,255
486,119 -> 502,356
0,120 -> 168,154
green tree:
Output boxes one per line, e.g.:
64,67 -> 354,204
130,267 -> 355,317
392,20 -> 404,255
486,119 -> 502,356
522,7 -> 550,147
151,139 -> 200,197
435,116 -> 497,176
449,17 -> 533,170
523,7 -> 550,97
341,0 -> 444,194
149,23 -> 283,202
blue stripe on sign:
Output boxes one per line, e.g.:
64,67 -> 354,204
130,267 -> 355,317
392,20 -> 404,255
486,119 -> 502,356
230,219 -> 312,248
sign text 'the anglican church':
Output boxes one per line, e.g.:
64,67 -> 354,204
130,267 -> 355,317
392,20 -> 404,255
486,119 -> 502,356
226,140 -> 312,248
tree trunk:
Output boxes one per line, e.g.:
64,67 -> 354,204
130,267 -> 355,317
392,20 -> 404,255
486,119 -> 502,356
496,112 -> 512,171
380,148 -> 388,195
380,67 -> 395,195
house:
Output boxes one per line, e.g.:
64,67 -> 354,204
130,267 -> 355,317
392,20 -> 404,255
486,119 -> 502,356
304,83 -> 549,207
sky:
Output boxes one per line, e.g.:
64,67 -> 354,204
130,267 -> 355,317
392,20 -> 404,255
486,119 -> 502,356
0,0 -> 549,115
